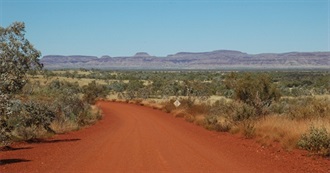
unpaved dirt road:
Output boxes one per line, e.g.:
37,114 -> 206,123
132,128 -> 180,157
1,101 -> 329,173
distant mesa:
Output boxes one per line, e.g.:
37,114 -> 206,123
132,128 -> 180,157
100,55 -> 112,59
40,50 -> 330,70
42,55 -> 98,63
134,52 -> 151,57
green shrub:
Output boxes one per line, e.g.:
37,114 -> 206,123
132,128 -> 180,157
83,81 -> 108,104
233,102 -> 256,122
23,101 -> 56,134
1,22 -> 42,146
269,98 -> 290,114
4,100 -> 55,141
298,126 -> 330,156
1,78 -> 103,145
224,73 -> 281,116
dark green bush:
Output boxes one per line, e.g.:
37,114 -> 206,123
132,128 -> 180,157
1,79 -> 103,145
298,126 -> 330,156
82,81 -> 108,104
224,73 -> 281,116
4,99 -> 55,141
233,102 -> 256,122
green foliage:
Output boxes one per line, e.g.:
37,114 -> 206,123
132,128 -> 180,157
273,71 -> 330,96
3,99 -> 55,141
82,80 -> 108,104
1,76 -> 102,145
270,97 -> 330,120
225,73 -> 281,116
298,126 -> 330,156
124,80 -> 144,99
205,100 -> 257,132
233,102 -> 256,122
109,81 -> 127,92
0,22 -> 42,145
0,22 -> 42,96
23,101 -> 56,134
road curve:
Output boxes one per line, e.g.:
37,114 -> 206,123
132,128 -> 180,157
1,101 -> 329,173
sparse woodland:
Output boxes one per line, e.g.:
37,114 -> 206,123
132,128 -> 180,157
1,22 -> 329,157
29,69 -> 330,156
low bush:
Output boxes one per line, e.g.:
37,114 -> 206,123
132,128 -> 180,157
298,126 -> 330,156
82,80 -> 108,104
224,73 -> 281,116
232,102 -> 256,122
1,79 -> 102,145
273,97 -> 330,120
4,99 -> 56,141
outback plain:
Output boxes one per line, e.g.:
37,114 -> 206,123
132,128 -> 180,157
1,1 -> 330,172
1,67 -> 330,173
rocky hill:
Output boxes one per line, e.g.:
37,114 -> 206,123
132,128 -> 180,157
40,50 -> 330,70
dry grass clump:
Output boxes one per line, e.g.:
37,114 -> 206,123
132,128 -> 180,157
50,119 -> 80,134
254,115 -> 330,151
160,98 -> 210,122
255,115 -> 307,150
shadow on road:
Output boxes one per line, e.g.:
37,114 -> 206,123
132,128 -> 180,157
0,159 -> 31,166
0,146 -> 33,152
26,138 -> 81,144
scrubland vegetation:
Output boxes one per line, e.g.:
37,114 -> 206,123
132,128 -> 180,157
39,69 -> 330,156
0,78 -> 105,146
1,22 -> 329,157
0,22 -> 105,146
2,22 -> 328,159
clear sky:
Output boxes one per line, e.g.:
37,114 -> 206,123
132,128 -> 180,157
1,0 -> 329,57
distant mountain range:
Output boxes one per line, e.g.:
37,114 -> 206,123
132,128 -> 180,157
40,50 -> 330,70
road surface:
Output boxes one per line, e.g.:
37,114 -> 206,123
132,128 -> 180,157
1,101 -> 329,173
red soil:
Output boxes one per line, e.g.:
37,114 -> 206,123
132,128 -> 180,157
1,101 -> 329,173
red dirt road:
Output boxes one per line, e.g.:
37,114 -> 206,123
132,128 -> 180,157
1,101 -> 329,173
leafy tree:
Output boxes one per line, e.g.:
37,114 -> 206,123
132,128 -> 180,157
0,22 -> 42,95
225,73 -> 281,116
82,81 -> 108,104
1,22 -> 42,144
125,80 -> 144,99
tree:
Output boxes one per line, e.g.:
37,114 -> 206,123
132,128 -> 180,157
82,81 -> 108,104
125,80 -> 144,99
224,73 -> 281,116
0,22 -> 42,144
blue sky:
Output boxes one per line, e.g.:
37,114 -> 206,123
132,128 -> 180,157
1,0 -> 329,57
